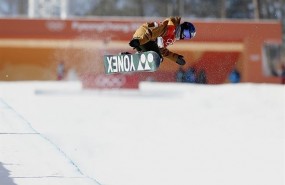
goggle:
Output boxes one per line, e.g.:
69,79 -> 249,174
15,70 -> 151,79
183,29 -> 196,40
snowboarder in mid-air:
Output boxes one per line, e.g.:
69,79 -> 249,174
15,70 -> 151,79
129,16 -> 196,66
103,17 -> 196,74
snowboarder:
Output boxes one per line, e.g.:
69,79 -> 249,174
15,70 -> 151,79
129,16 -> 196,66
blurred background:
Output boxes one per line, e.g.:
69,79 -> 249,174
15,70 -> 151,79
0,0 -> 284,88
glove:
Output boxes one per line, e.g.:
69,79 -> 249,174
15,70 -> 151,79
129,39 -> 140,48
176,55 -> 186,65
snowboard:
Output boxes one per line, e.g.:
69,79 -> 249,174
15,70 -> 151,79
103,51 -> 161,74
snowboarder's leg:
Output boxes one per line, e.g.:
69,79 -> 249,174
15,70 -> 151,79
137,41 -> 163,60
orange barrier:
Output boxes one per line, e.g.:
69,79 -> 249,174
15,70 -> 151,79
0,17 -> 282,84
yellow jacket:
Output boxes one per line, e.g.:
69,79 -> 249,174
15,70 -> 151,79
133,17 -> 181,62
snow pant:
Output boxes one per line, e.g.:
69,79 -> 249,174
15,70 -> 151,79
135,41 -> 163,60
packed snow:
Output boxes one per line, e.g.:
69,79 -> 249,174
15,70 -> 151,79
0,81 -> 284,185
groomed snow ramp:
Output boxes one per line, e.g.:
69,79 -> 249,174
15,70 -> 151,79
0,82 -> 284,185
0,99 -> 98,185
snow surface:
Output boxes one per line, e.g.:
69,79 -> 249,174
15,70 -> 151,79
0,81 -> 284,185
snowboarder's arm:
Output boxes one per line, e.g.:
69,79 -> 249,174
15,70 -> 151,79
160,48 -> 179,62
160,48 -> 186,65
132,22 -> 167,45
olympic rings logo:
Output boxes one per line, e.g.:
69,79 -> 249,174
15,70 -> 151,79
165,38 -> 174,46
46,21 -> 66,32
95,74 -> 126,88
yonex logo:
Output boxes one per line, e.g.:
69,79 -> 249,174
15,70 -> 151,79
137,53 -> 154,71
105,52 -> 157,74
106,55 -> 135,73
